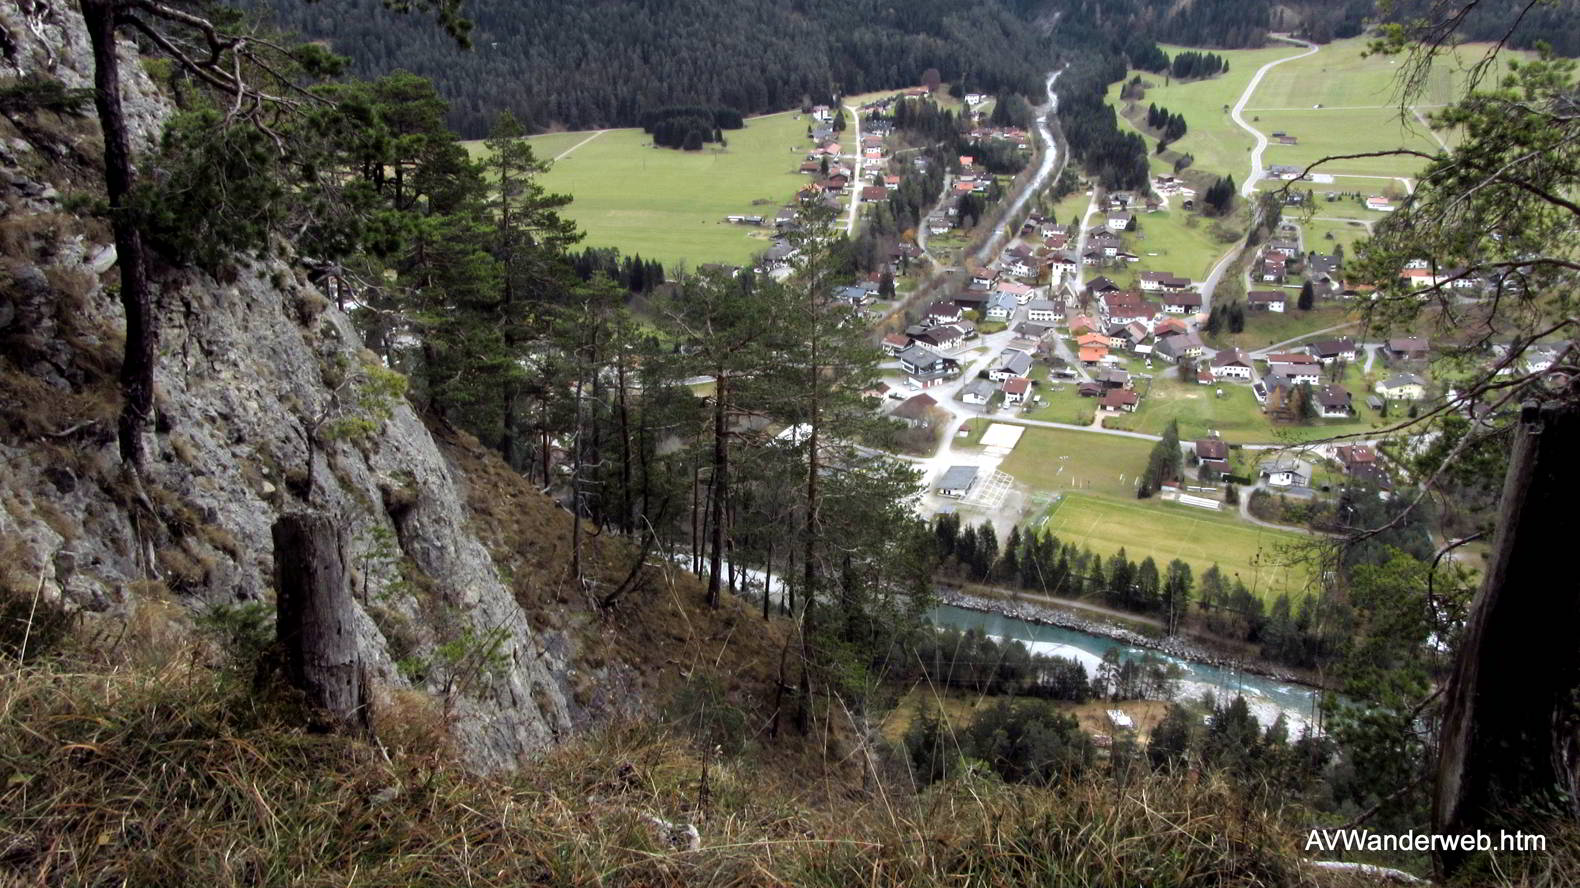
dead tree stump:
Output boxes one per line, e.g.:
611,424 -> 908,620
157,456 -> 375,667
273,513 -> 369,733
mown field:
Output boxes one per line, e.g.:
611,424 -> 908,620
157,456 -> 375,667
1103,369 -> 1392,445
1121,208 -> 1236,286
1037,494 -> 1314,601
464,111 -> 816,268
998,427 -> 1155,499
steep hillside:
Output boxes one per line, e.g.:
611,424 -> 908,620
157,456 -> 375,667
0,1 -> 789,771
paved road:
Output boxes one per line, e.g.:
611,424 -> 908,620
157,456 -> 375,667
1232,36 -> 1319,198
1198,241 -> 1245,314
843,103 -> 863,236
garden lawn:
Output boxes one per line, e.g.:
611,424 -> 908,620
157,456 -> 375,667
1296,215 -> 1372,255
1038,494 -> 1313,602
1103,376 -> 1267,442
1025,378 -> 1096,425
998,427 -> 1155,500
470,111 -> 814,268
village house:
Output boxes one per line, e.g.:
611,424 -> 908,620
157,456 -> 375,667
1153,331 -> 1204,363
1099,291 -> 1156,326
1106,211 -> 1135,231
1097,367 -> 1132,389
1088,230 -> 1122,257
1266,362 -> 1321,385
1261,456 -> 1312,488
1307,253 -> 1341,285
1015,320 -> 1054,340
1154,316 -> 1189,338
1100,389 -> 1140,412
890,392 -> 940,427
1375,372 -> 1428,401
1259,253 -> 1287,283
1210,348 -> 1254,381
1086,276 -> 1122,297
1308,338 -> 1358,365
989,349 -> 1035,382
984,291 -> 1018,321
1266,351 -> 1318,367
898,345 -> 959,386
1384,336 -> 1430,364
1316,384 -> 1353,418
996,280 -> 1037,304
1002,376 -> 1031,404
860,185 -> 888,202
881,333 -> 911,355
1266,239 -> 1300,258
1162,291 -> 1203,314
914,324 -> 965,351
1195,436 -> 1231,478
1139,271 -> 1191,293
936,465 -> 980,498
1067,314 -> 1097,335
1078,345 -> 1109,365
1002,248 -> 1038,279
1334,444 -> 1392,488
925,301 -> 964,326
1023,299 -> 1059,324
1366,196 -> 1395,212
961,378 -> 997,406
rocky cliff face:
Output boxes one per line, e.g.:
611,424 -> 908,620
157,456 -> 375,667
0,2 -> 625,770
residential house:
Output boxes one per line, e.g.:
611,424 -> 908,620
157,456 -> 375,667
1154,316 -> 1190,338
1365,196 -> 1395,212
884,175 -> 901,190
1316,384 -> 1353,418
1100,291 -> 1156,326
1078,345 -> 1109,365
833,285 -> 869,306
1307,253 -> 1341,284
1266,352 -> 1318,367
989,349 -> 1035,381
1308,338 -> 1358,365
961,378 -> 997,406
1375,373 -> 1428,401
1210,348 -> 1254,381
1015,321 -> 1054,341
1107,211 -> 1135,231
1002,248 -> 1037,278
1076,331 -> 1111,350
984,291 -> 1018,321
1140,271 -> 1191,292
1067,314 -> 1097,335
898,345 -> 959,385
1259,253 -> 1287,283
1077,382 -> 1104,398
925,301 -> 964,326
914,324 -> 965,351
1384,336 -> 1430,364
891,393 -> 940,427
996,280 -> 1036,304
881,333 -> 911,355
860,185 -> 887,202
1100,389 -> 1140,412
1162,291 -> 1203,314
1268,164 -> 1304,180
1334,444 -> 1391,488
971,267 -> 1001,288
1097,367 -> 1132,389
1195,437 -> 1231,478
1088,231 -> 1122,257
1002,376 -> 1031,404
1106,323 -> 1144,351
936,465 -> 980,498
1086,276 -> 1122,297
1266,362 -> 1321,385
1261,456 -> 1312,488
1026,300 -> 1061,323
1153,331 -> 1204,363
1266,239 -> 1300,258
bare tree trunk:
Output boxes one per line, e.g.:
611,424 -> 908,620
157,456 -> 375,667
707,375 -> 727,607
80,0 -> 156,469
1433,401 -> 1580,878
763,540 -> 774,620
273,513 -> 368,733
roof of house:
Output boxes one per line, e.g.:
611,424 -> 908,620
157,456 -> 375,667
1316,384 -> 1352,408
1087,276 -> 1121,293
1380,372 -> 1428,388
1026,299 -> 1059,313
891,393 -> 939,420
897,344 -> 943,366
1077,332 -> 1110,347
1100,389 -> 1139,407
1078,346 -> 1107,362
1212,348 -> 1251,368
927,301 -> 962,317
1335,444 -> 1377,465
998,351 -> 1034,374
1163,291 -> 1203,306
882,333 -> 910,348
1247,290 -> 1286,304
962,378 -> 997,400
1266,352 -> 1318,364
1003,377 -> 1031,395
1310,338 -> 1357,356
1196,437 -> 1229,460
1387,336 -> 1429,354
1098,367 -> 1130,385
1263,456 -> 1312,477
937,465 -> 980,490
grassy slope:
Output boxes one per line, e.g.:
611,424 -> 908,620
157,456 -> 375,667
1122,208 -> 1236,285
468,112 -> 814,268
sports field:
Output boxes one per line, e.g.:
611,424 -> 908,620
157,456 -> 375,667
466,111 -> 818,268
998,427 -> 1155,499
1037,494 -> 1314,601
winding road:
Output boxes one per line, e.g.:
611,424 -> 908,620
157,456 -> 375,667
1232,36 -> 1319,198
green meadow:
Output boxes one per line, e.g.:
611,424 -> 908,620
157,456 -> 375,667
465,111 -> 820,268
1121,208 -> 1236,286
1037,494 -> 1314,601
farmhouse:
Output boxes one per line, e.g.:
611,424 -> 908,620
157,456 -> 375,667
925,301 -> 964,326
881,333 -> 911,355
1026,300 -> 1061,323
891,393 -> 940,427
1210,348 -> 1254,381
936,465 -> 980,498
1384,336 -> 1430,363
1308,338 -> 1358,365
1162,291 -> 1203,314
1195,436 -> 1231,477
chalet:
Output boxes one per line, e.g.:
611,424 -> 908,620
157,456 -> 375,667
1384,336 -> 1430,363
1260,254 -> 1287,283
1316,384 -> 1353,418
1334,444 -> 1392,488
1162,291 -> 1203,314
1100,389 -> 1140,412
1140,271 -> 1191,293
823,174 -> 849,191
1002,376 -> 1032,404
1375,373 -> 1428,401
1026,300 -> 1061,323
1308,338 -> 1358,365
1076,332 -> 1110,350
1266,352 -> 1318,366
1082,249 -> 1106,267
1195,436 -> 1230,477
961,378 -> 997,406
1088,231 -> 1122,257
1106,211 -> 1136,231
761,241 -> 799,269
936,465 -> 980,498
1261,456 -> 1312,488
925,301 -> 964,326
891,393 -> 940,427
881,333 -> 911,355
1086,276 -> 1122,297
1266,362 -> 1321,385
1097,367 -> 1132,389
898,345 -> 958,383
1210,348 -> 1254,381
1153,331 -> 1204,363
1266,239 -> 1300,258
989,349 -> 1035,381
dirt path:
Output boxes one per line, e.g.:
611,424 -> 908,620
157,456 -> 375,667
552,129 -> 609,161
